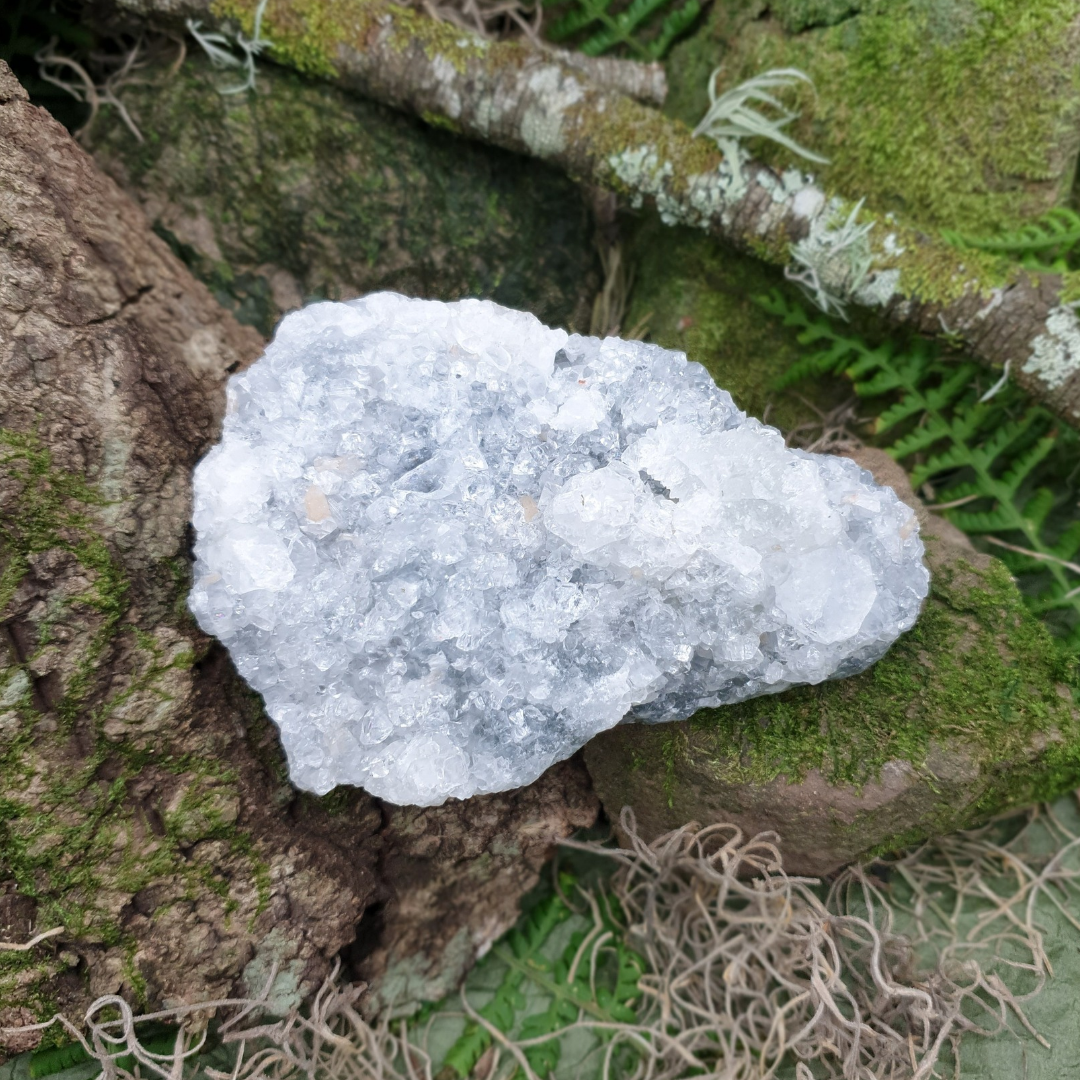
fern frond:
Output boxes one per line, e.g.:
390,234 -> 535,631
943,207 -> 1080,268
1019,487 -> 1056,532
912,443 -> 979,481
579,0 -> 670,55
547,4 -> 603,39
998,435 -> 1058,497
874,394 -> 928,434
922,365 -> 979,413
442,886 -> 572,1077
1053,520 -> 1080,560
545,0 -> 698,58
929,480 -> 984,505
850,367 -> 906,398
650,0 -> 701,58
950,505 -> 1027,535
767,291 -> 1080,649
890,418 -> 956,463
757,289 -> 813,328
773,346 -> 844,388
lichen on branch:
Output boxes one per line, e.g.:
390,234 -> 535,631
111,0 -> 1080,425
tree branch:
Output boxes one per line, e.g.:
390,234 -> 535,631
116,0 -> 1080,425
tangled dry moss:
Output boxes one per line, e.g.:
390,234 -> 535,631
9,801 -> 1080,1078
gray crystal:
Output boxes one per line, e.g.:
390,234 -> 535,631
189,293 -> 929,806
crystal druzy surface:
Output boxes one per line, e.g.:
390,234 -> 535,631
189,293 -> 929,805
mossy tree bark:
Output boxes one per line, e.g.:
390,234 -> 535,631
102,0 -> 1080,425
82,52 -> 601,341
0,61 -> 596,1044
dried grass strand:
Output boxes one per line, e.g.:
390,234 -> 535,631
6,802 -> 1080,1079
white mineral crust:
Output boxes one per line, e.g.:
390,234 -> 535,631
189,292 -> 929,806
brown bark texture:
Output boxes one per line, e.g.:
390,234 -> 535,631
104,0 -> 1080,426
0,60 -> 596,1042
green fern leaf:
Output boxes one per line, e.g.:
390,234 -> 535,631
929,480 -> 983,505
30,1043 -> 92,1078
949,506 -> 1022,534
548,0 -> 698,57
546,2 -> 605,40
648,0 -> 701,59
998,434 -> 1057,496
30,1032 -> 184,1080
943,207 -> 1080,266
875,394 -> 928,434
888,418 -> 955,462
968,414 -> 1043,475
773,350 -> 838,388
910,443 -> 977,481
767,292 -> 1080,650
851,368 -> 906,397
1019,487 -> 1057,532
922,365 -> 979,412
442,887 -> 573,1077
1053,521 -> 1080,560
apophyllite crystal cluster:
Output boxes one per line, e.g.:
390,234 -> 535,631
189,293 -> 929,806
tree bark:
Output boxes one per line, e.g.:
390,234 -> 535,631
0,60 -> 596,1042
106,0 -> 1080,426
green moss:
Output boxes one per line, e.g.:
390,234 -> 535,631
665,0 -> 1080,233
0,430 -> 271,1017
770,0 -> 865,31
1060,268 -> 1080,305
623,216 -> 848,426
0,430 -> 114,612
598,554 -> 1080,855
688,559 -> 1076,791
421,110 -> 463,134
211,0 -> 487,82
882,222 -> 1017,306
87,53 -> 599,335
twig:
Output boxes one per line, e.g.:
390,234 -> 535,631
926,493 -> 982,511
0,925 -> 64,952
983,535 -> 1080,576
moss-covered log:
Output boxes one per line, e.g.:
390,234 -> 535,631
83,52 -> 599,339
104,0 -> 1080,425
0,61 -> 597,1043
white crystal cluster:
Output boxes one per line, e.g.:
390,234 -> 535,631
189,292 -> 929,806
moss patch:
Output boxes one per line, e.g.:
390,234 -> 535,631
664,0 -> 1080,233
685,559 -> 1078,796
586,552 -> 1080,860
87,53 -> 598,337
0,433 -> 268,1028
623,215 -> 849,427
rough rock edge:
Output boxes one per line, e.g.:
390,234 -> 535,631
584,448 -> 1080,877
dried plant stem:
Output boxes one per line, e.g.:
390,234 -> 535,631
0,926 -> 64,952
35,32 -> 186,143
983,534 -> 1080,578
6,802 -> 1080,1079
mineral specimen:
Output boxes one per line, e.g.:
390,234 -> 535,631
189,293 -> 929,806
